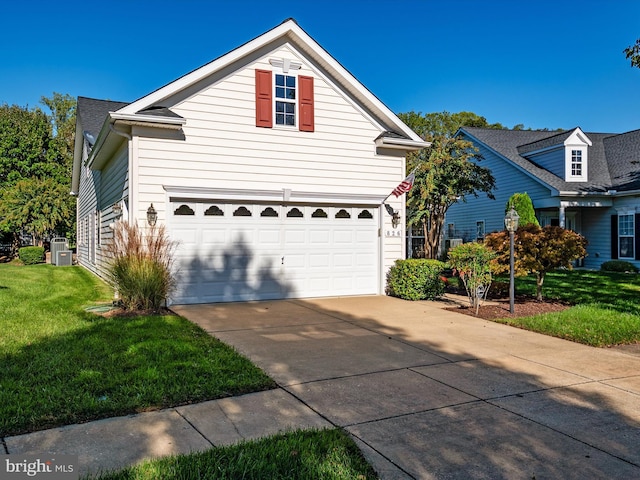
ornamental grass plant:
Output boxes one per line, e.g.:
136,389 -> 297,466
106,222 -> 177,312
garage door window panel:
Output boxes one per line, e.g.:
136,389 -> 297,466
335,209 -> 351,218
205,205 -> 224,216
233,206 -> 252,217
287,207 -> 304,218
261,207 -> 279,217
175,205 -> 195,215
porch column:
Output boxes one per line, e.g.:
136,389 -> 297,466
559,204 -> 566,228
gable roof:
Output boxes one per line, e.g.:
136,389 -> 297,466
115,18 -> 427,149
460,127 -> 630,194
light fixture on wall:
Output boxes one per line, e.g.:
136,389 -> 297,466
391,211 -> 401,229
112,202 -> 122,217
146,204 -> 157,227
384,203 -> 401,229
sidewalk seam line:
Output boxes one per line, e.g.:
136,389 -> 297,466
173,408 -> 215,448
1,437 -> 8,454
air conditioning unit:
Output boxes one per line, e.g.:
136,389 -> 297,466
445,238 -> 463,250
56,250 -> 73,266
50,237 -> 68,265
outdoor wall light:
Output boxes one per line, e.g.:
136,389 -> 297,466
391,211 -> 401,229
146,204 -> 157,227
112,202 -> 122,217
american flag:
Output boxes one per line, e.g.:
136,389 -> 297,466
391,172 -> 415,197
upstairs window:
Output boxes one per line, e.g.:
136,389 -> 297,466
275,74 -> 296,126
571,150 -> 582,176
255,68 -> 314,132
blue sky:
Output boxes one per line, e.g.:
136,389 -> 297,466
2,0 -> 639,133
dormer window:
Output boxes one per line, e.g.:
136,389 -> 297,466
571,150 -> 583,176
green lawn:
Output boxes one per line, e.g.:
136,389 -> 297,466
495,270 -> 640,347
0,264 -> 275,436
84,429 -> 377,480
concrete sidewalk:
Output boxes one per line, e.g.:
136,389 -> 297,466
6,295 -> 640,479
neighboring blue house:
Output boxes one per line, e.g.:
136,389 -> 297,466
444,126 -> 640,270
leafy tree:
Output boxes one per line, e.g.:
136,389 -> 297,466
506,192 -> 539,227
0,104 -> 51,186
0,95 -> 77,250
40,93 -> 76,177
624,39 -> 640,68
485,224 -> 587,301
0,177 -> 74,247
399,111 -> 497,259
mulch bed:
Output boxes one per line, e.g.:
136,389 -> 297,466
451,299 -> 570,320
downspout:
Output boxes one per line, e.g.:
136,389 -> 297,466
109,124 -> 133,223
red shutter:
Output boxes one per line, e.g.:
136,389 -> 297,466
299,75 -> 314,132
255,69 -> 272,128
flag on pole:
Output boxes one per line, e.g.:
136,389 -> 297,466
391,171 -> 415,197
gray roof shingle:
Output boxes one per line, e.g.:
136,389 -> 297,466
460,127 -> 632,193
77,96 -> 129,141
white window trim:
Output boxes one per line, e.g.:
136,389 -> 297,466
618,213 -> 635,259
565,146 -> 588,182
269,57 -> 302,130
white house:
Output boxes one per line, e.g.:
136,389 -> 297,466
71,19 -> 428,304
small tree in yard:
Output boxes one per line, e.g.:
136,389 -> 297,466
448,242 -> 496,314
485,224 -> 587,301
106,221 -> 178,312
506,192 -> 539,227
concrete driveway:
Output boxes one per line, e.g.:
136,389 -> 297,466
173,295 -> 640,479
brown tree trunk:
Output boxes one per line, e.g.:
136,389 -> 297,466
536,272 -> 545,301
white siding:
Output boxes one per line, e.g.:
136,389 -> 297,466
131,43 -> 405,287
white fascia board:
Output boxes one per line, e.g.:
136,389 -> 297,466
118,21 -> 300,115
116,20 -> 423,144
375,137 -> 431,151
109,112 -> 186,127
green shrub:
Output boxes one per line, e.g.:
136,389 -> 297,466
448,242 -> 496,312
386,259 -> 446,300
601,260 -> 639,273
18,246 -> 45,265
106,222 -> 177,312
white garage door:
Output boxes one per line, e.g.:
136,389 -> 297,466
168,202 -> 379,304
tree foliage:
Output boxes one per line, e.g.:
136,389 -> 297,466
0,177 -> 74,247
624,38 -> 640,69
485,225 -> 588,300
399,111 -> 497,259
0,93 -> 76,251
506,192 -> 539,227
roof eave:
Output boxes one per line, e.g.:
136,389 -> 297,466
116,19 -> 423,144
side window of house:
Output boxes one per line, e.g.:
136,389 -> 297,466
255,68 -> 314,132
619,214 -> 635,259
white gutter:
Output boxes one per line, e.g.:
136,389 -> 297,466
109,112 -> 186,126
375,137 -> 431,151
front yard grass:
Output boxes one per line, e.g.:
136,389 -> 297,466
496,270 -> 640,347
0,264 -> 275,437
85,428 -> 377,480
